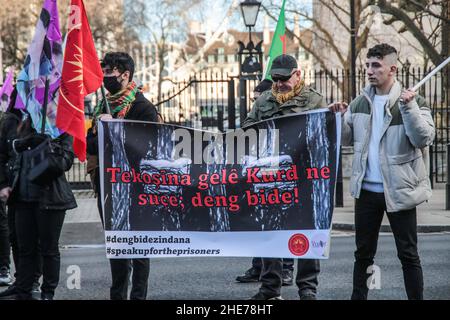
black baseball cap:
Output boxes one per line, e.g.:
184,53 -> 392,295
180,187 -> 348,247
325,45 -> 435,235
270,54 -> 298,77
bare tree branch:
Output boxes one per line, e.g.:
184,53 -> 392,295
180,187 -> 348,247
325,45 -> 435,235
316,0 -> 351,32
283,8 -> 347,66
408,0 -> 450,22
374,0 -> 444,65
329,0 -> 351,16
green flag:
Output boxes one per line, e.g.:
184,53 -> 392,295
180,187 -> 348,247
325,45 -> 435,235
264,0 -> 287,80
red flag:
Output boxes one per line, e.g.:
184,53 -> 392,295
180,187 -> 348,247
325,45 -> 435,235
56,0 -> 103,162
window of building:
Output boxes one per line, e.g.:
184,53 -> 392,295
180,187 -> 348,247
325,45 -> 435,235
227,54 -> 236,63
298,49 -> 310,61
218,48 -> 225,63
208,55 -> 215,64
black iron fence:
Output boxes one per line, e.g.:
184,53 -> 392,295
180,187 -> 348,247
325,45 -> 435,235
154,67 -> 449,184
69,67 -> 449,188
66,159 -> 91,190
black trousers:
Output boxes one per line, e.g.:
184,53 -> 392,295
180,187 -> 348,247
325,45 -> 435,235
14,202 -> 65,297
259,258 -> 320,297
109,258 -> 150,300
7,204 -> 42,281
95,184 -> 150,300
351,190 -> 424,300
0,203 -> 9,268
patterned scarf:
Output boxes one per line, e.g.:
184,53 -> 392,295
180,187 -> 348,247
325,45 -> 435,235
94,81 -> 139,120
272,80 -> 304,105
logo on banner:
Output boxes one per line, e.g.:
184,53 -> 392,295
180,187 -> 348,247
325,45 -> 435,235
288,233 -> 309,256
311,233 -> 328,257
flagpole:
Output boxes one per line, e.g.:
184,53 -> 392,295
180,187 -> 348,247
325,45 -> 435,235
41,77 -> 50,134
411,56 -> 450,92
263,57 -> 271,79
400,56 -> 450,104
100,85 -> 111,114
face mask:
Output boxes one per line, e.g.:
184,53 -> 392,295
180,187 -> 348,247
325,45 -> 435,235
103,74 -> 123,95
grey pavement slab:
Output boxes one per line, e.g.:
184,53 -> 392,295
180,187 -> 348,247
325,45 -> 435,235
65,190 -> 100,224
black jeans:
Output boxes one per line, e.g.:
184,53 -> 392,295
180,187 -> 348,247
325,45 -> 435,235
252,257 -> 294,272
95,182 -> 150,300
110,258 -> 150,300
259,258 -> 320,297
0,203 -> 9,268
14,202 -> 65,297
8,204 -> 42,281
351,190 -> 424,300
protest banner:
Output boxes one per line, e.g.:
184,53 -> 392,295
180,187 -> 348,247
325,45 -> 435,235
99,109 -> 341,259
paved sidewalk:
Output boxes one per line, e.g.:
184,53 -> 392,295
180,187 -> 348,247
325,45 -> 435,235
64,181 -> 450,233
65,190 -> 100,224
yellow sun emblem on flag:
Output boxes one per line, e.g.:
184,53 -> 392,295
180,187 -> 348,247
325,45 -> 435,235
66,44 -> 84,94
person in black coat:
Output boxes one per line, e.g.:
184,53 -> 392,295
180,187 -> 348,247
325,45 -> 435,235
0,89 -> 43,295
0,91 -> 77,300
86,52 -> 159,300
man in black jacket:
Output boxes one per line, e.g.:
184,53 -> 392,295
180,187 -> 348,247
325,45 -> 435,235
86,52 -> 159,300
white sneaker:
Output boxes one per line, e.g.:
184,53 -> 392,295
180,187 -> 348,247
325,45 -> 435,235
0,267 -> 12,287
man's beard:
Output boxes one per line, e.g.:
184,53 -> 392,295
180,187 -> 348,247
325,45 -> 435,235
272,80 -> 304,104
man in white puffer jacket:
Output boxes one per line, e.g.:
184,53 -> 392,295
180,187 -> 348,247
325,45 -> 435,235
329,43 -> 435,300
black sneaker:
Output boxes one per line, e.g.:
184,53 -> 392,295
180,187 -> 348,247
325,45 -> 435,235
41,292 -> 54,300
235,267 -> 260,283
282,270 -> 293,286
300,293 -> 317,300
0,286 -> 31,300
32,281 -> 41,293
31,281 -> 41,300
249,292 -> 283,300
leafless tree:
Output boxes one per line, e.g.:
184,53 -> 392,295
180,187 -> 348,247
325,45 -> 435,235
0,0 -> 142,72
372,0 -> 449,106
0,0 -> 40,70
261,0 -> 375,99
129,0 -> 205,102
263,0 -> 449,99
372,0 -> 449,66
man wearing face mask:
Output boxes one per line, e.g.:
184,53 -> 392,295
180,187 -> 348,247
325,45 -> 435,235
86,52 -> 159,300
243,54 -> 325,300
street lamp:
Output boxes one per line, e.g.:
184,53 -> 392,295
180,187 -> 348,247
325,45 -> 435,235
240,0 -> 261,38
237,0 -> 263,128
237,0 -> 263,77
